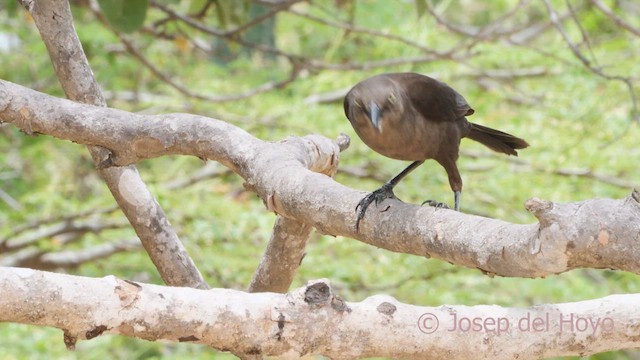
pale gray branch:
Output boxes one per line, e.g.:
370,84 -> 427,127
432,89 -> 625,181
2,80 -> 640,279
28,0 -> 207,289
1,267 -> 639,359
248,216 -> 312,293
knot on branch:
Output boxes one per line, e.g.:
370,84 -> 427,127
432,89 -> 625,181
300,279 -> 352,313
304,281 -> 332,305
525,197 -> 555,228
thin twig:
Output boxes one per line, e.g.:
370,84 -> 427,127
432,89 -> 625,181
1,205 -> 119,243
116,33 -> 300,102
542,0 -> 639,124
590,0 -> 640,37
286,8 -> 445,57
461,150 -> 638,189
224,0 -> 302,37
150,1 -> 470,71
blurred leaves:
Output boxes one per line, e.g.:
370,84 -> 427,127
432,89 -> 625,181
97,0 -> 148,33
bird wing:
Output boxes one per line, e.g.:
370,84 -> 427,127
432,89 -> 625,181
394,73 -> 474,122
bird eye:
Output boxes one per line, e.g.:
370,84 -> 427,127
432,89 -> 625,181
387,93 -> 396,104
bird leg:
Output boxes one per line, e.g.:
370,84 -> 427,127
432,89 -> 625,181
355,183 -> 397,231
421,199 -> 449,209
355,160 -> 424,231
421,190 -> 460,211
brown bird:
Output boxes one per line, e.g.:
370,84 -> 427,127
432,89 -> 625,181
344,72 -> 529,230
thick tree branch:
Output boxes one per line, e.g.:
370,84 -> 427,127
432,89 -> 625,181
27,0 -> 207,289
1,267 -> 639,359
2,80 -> 640,279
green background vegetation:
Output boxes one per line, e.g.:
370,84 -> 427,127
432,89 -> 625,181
0,0 -> 639,359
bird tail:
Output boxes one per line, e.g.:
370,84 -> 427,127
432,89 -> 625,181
467,123 -> 529,156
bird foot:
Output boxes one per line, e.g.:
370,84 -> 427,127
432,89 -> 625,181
421,199 -> 450,209
355,183 -> 397,231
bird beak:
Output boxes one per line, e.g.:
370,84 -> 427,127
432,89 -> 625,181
369,101 -> 381,132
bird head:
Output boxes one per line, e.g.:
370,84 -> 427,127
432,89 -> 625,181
348,86 -> 403,134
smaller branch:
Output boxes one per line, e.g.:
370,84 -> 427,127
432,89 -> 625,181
249,138 -> 341,293
1,239 -> 141,270
0,218 -> 128,252
506,20 -> 557,45
39,238 -> 141,268
303,87 -> 349,105
461,150 -> 639,189
115,32 -> 300,102
301,66 -> 550,105
0,206 -> 119,245
425,0 -> 539,41
565,0 -> 600,68
149,0 -> 299,62
150,1 -> 470,72
313,55 -> 467,71
591,0 -> 640,37
248,216 -> 312,293
87,1 -> 302,103
474,0 -> 533,38
542,0 -> 639,122
286,8 -> 445,57
164,162 -> 231,190
223,0 -> 302,37
0,186 -> 23,211
457,67 -> 552,81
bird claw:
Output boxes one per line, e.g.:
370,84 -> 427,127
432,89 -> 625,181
421,199 -> 450,209
355,184 -> 396,231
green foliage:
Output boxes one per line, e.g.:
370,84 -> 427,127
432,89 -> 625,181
97,0 -> 148,33
1,0 -> 639,359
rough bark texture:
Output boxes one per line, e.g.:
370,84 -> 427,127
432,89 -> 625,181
1,267 -> 639,359
1,79 -> 640,279
28,0 -> 207,289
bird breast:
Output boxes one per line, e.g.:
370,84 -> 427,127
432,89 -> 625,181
350,109 -> 448,161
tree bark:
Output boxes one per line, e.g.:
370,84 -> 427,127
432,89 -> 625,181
1,267 -> 638,359
27,0 -> 207,289
1,79 -> 640,279
248,216 -> 312,293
